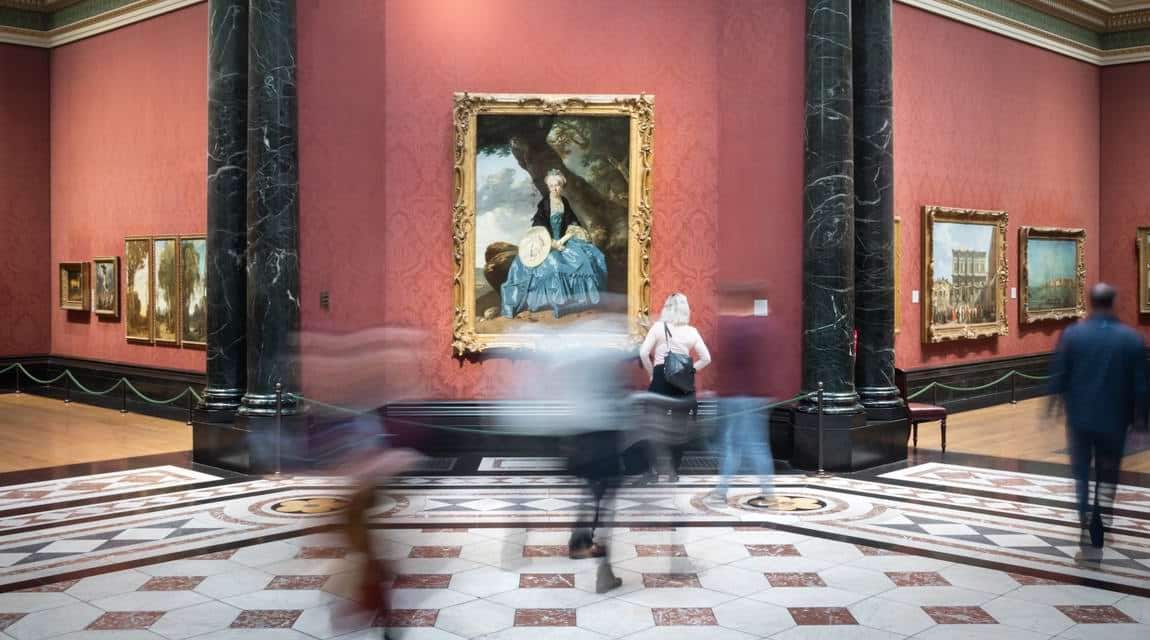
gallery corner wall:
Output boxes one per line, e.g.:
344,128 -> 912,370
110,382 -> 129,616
49,3 -> 208,372
0,44 -> 51,357
892,3 -> 1101,369
1100,62 -> 1150,338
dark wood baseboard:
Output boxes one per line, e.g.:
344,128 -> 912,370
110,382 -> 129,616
899,353 -> 1052,414
0,355 -> 205,422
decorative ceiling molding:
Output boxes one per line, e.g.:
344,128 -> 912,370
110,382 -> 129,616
0,0 -> 203,47
897,0 -> 1150,64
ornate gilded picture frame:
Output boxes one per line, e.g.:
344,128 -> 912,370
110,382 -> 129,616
92,256 -> 119,317
59,262 -> 89,311
451,93 -> 653,354
152,236 -> 180,346
124,237 -> 152,343
922,206 -> 1009,343
179,235 -> 207,347
1019,226 -> 1086,324
1139,226 -> 1150,315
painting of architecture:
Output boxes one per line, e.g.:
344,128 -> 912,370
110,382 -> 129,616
451,93 -> 653,354
1019,227 -> 1085,323
922,206 -> 1008,343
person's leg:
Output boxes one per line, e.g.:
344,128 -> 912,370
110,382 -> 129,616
1094,430 -> 1126,527
713,399 -> 739,497
1067,426 -> 1092,524
744,399 -> 775,495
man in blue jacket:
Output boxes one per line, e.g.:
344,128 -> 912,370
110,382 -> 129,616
1049,283 -> 1149,548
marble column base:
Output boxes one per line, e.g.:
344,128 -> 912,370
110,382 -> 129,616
858,385 -> 904,420
796,390 -> 865,416
791,411 -> 908,471
238,392 -> 298,417
199,387 -> 243,416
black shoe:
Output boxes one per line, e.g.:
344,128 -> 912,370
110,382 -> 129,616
1088,511 -> 1105,548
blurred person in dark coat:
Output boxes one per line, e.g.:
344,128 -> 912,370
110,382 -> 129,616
1048,283 -> 1149,548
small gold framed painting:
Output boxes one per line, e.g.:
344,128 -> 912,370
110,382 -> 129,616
152,236 -> 180,346
1139,227 -> 1150,315
124,237 -> 153,343
59,262 -> 89,311
92,256 -> 119,317
1019,226 -> 1086,324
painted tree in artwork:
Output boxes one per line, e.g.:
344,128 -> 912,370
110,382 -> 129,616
477,114 -> 630,291
154,241 -> 177,339
181,241 -> 207,342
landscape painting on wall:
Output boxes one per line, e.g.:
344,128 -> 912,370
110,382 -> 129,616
1019,227 -> 1085,324
1140,227 -> 1150,314
179,236 -> 207,347
59,262 -> 89,311
451,93 -> 653,354
92,257 -> 119,317
152,236 -> 179,345
124,238 -> 152,342
922,206 -> 1009,343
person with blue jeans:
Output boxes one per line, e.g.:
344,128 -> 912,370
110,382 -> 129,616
706,283 -> 775,502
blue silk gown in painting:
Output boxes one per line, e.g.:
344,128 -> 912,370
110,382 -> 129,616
500,198 -> 608,319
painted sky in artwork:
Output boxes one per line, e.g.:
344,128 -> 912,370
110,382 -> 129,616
932,222 -> 994,281
1027,238 -> 1076,286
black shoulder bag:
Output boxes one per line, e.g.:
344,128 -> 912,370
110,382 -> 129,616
662,323 -> 696,394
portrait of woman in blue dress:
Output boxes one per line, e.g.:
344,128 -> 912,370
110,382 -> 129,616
501,170 -> 608,319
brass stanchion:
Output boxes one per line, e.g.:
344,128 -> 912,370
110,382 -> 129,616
816,382 -> 827,477
1009,372 -> 1017,405
120,381 -> 128,413
274,382 -> 283,476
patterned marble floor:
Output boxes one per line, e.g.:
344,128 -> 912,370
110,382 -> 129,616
0,462 -> 1145,639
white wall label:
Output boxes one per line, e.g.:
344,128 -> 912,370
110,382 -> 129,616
753,299 -> 769,316
1011,287 -> 1017,299
911,290 -> 920,304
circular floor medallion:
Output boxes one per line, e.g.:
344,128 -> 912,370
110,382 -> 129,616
741,494 -> 828,512
269,496 -> 350,515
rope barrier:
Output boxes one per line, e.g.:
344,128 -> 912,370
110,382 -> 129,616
907,369 -> 1051,400
2,362 -> 205,408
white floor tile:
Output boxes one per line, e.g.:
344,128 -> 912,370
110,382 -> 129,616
618,586 -> 737,609
448,566 -> 521,598
576,598 -> 655,638
979,595 -> 1075,635
848,595 -> 935,636
1114,594 -> 1150,624
1057,624 -> 1150,640
818,566 -> 897,596
487,585 -> 604,609
771,626 -> 905,640
914,625 -> 1049,640
749,586 -> 867,608
712,597 -> 795,636
623,627 -> 757,640
45,632 -> 164,640
1007,585 -> 1124,606
879,586 -> 995,607
682,539 -> 752,565
223,588 -> 339,610
66,569 -> 152,601
137,559 -> 242,577
0,593 -> 76,614
433,599 -> 515,638
186,630 -> 316,640
149,601 -> 244,640
482,628 -> 608,640
91,589 -> 210,612
937,565 -> 1020,596
229,541 -> 301,568
388,588 -> 474,610
291,600 -> 374,639
5,602 -> 103,640
696,565 -> 770,596
193,567 -> 275,599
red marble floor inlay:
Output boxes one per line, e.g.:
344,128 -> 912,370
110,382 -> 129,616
643,573 -> 702,588
1007,572 -> 1064,585
296,546 -> 349,559
923,606 -> 998,624
138,576 -> 206,591
1055,605 -> 1136,624
394,574 -> 453,589
514,609 -> 577,627
62,482 -> 111,492
409,546 -> 462,558
268,575 -> 330,590
522,545 -> 569,558
520,574 -> 575,589
0,490 -> 51,499
886,571 -> 951,587
856,544 -> 900,556
190,549 -> 237,560
16,579 -> 79,592
376,609 -> 439,627
87,612 -> 165,630
231,610 -> 304,628
747,544 -> 800,557
636,544 -> 688,557
652,608 -> 718,626
0,614 -> 26,631
767,573 -> 827,588
789,607 -> 858,625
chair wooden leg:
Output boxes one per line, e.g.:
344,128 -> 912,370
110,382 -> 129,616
912,422 -> 918,450
940,417 -> 946,453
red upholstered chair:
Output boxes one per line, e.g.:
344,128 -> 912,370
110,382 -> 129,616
895,369 -> 948,453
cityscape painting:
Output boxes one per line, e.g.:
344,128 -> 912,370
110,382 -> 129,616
1019,227 -> 1085,323
922,206 -> 1009,343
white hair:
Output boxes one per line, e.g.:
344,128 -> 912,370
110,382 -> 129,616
660,292 -> 691,326
544,169 -> 567,188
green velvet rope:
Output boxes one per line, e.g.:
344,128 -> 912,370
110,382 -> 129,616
3,362 -> 204,406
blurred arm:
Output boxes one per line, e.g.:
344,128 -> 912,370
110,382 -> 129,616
693,332 -> 712,372
1046,330 -> 1071,418
639,323 -> 658,379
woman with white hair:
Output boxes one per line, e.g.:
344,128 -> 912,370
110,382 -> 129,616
500,169 -> 608,318
637,292 -> 711,481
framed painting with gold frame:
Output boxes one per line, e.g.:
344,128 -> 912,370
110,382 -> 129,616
922,205 -> 1009,343
1019,226 -> 1086,324
92,256 -> 119,317
451,93 -> 653,354
124,237 -> 152,343
179,235 -> 207,347
59,262 -> 89,311
1139,226 -> 1150,315
152,236 -> 180,346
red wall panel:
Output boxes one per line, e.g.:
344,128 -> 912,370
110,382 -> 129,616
49,5 -> 207,372
892,4 -> 1101,369
1100,63 -> 1150,339
0,44 -> 51,357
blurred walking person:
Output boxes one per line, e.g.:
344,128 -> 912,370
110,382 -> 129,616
1048,283 -> 1148,548
707,283 -> 775,502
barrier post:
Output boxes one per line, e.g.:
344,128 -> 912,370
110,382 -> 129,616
816,382 -> 826,477
186,391 -> 194,425
274,382 -> 283,476
63,373 -> 71,404
1009,372 -> 1017,405
120,380 -> 128,413
14,367 -> 19,394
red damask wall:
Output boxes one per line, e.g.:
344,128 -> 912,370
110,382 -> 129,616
892,4 -> 1101,369
1100,63 -> 1150,338
49,4 -> 207,372
298,0 -> 733,398
0,44 -> 51,357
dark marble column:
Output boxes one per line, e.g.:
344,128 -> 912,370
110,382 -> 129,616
239,0 -> 299,417
852,0 -> 902,415
800,0 -> 862,415
202,0 -> 248,415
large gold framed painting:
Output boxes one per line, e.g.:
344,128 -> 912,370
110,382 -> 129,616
452,93 -> 653,354
922,206 -> 1009,343
1139,226 -> 1150,315
1019,226 -> 1085,324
